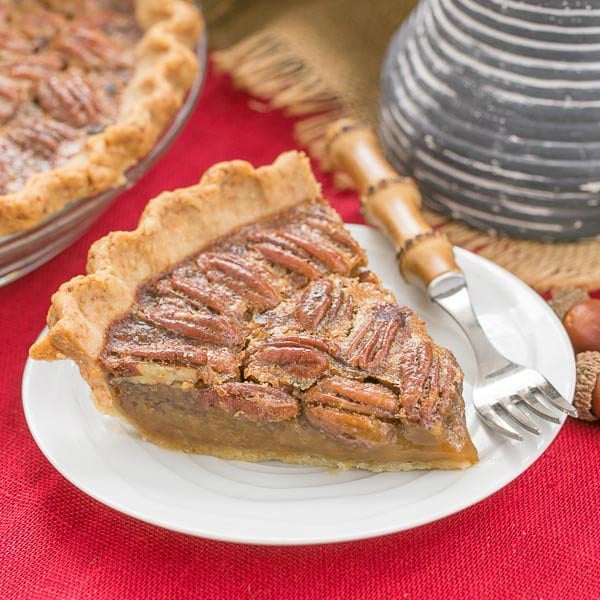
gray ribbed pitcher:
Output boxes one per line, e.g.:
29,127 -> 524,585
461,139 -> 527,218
380,0 -> 600,240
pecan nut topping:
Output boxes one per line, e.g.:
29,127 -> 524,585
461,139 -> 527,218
36,73 -> 101,128
304,376 -> 399,418
141,306 -> 243,348
267,334 -> 340,357
251,218 -> 359,279
280,230 -> 351,275
198,253 -> 280,312
211,382 -> 299,422
251,230 -> 323,280
96,196 -> 463,442
304,216 -> 364,257
295,278 -> 354,331
167,273 -> 245,318
250,345 -> 330,381
104,337 -> 208,369
254,240 -> 322,280
1,55 -> 65,81
345,304 -> 410,370
304,405 -> 396,446
7,119 -> 78,158
102,318 -> 209,370
295,278 -> 334,330
398,337 -> 434,422
302,378 -> 402,447
52,25 -> 125,68
0,78 -> 18,123
0,29 -> 35,54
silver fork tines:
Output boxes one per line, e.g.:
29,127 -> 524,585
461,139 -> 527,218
499,399 -> 540,435
428,272 -> 576,441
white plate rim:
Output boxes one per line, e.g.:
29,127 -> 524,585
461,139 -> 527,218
22,225 -> 576,545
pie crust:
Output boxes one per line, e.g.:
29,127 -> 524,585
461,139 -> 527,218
0,0 -> 202,235
30,152 -> 478,471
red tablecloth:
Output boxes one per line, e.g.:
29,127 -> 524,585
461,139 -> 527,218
1,66 -> 598,600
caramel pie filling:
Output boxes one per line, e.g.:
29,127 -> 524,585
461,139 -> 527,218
100,200 -> 478,470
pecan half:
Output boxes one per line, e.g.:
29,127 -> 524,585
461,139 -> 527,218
0,30 -> 35,54
36,74 -> 101,127
8,120 -> 77,158
416,348 -> 461,427
296,279 -> 353,331
53,26 -> 123,68
281,230 -> 350,275
0,163 -> 9,191
17,11 -> 64,43
164,273 -> 238,314
252,230 -> 322,279
1,54 -> 65,81
305,216 -> 364,259
304,377 -> 399,418
416,350 -> 441,425
254,242 -> 321,280
357,270 -> 380,285
304,405 -> 396,445
0,78 -> 19,101
439,350 -> 462,410
0,94 -> 17,124
141,305 -> 243,348
212,382 -> 299,422
199,253 -> 280,312
398,337 -> 434,422
345,304 -> 409,370
296,278 -> 333,330
103,318 -> 208,368
267,335 -> 340,358
250,345 -> 329,380
105,337 -> 208,368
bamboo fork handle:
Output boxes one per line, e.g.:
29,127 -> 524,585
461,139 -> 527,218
326,119 -> 462,288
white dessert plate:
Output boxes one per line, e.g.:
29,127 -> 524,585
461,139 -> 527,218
22,224 -> 576,545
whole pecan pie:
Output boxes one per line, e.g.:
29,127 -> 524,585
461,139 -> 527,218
0,0 -> 202,235
30,152 -> 478,471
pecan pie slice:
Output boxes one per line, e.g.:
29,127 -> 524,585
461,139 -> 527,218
30,152 -> 478,471
0,0 -> 203,234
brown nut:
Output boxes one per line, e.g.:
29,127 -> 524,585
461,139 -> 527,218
563,299 -> 600,354
549,288 -> 589,321
592,374 -> 600,419
574,351 -> 600,421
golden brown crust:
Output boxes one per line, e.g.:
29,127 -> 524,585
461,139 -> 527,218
0,0 -> 203,235
134,441 -> 476,472
29,151 -> 321,407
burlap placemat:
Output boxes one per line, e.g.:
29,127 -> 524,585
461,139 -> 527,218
206,0 -> 600,292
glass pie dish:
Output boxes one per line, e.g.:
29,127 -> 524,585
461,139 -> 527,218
0,32 -> 207,287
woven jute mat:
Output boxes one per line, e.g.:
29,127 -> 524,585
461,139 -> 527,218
205,0 -> 600,292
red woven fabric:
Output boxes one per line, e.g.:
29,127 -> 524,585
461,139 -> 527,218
1,65 -> 598,600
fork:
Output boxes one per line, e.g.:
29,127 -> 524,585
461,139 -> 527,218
326,119 -> 576,440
